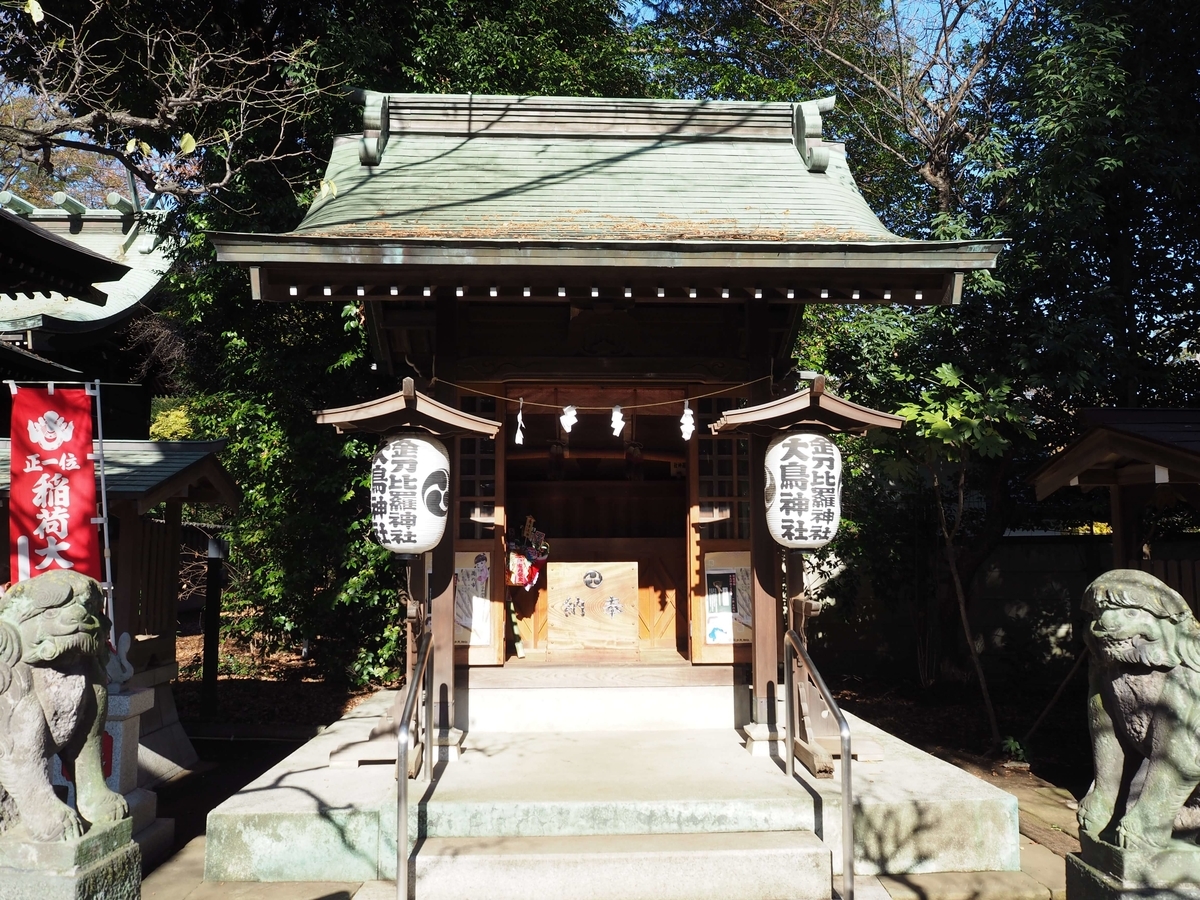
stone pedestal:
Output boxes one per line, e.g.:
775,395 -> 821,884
126,663 -> 199,788
0,818 -> 140,900
434,726 -> 466,763
52,687 -> 174,873
1067,832 -> 1200,900
742,722 -> 784,757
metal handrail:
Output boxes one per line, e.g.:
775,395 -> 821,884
397,627 -> 433,900
784,628 -> 853,900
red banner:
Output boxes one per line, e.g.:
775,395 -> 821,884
9,387 -> 101,582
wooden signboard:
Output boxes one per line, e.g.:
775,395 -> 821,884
547,561 -> 639,656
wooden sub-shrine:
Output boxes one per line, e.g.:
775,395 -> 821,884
214,92 -> 1002,733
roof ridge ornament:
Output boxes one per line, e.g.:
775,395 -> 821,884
359,91 -> 390,167
793,96 -> 837,173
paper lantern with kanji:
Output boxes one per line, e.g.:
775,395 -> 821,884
370,435 -> 450,554
763,432 -> 842,550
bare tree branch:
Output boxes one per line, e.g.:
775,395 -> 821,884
754,0 -> 1024,214
0,1 -> 338,199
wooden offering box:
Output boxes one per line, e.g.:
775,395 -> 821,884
547,562 -> 639,657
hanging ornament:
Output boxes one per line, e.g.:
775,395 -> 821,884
610,404 -> 625,437
559,405 -> 577,433
680,400 -> 695,441
515,397 -> 525,445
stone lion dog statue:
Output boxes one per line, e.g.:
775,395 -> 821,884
0,570 -> 128,841
1079,569 -> 1200,850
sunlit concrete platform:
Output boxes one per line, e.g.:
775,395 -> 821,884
204,688 -> 1019,894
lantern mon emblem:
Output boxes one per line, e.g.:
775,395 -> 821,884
370,435 -> 451,555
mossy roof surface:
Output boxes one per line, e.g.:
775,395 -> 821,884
296,94 -> 900,244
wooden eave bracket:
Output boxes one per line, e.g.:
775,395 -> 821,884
709,384 -> 902,437
136,456 -> 242,515
315,376 -> 501,437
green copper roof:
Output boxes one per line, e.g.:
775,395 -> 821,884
0,205 -> 169,334
296,94 -> 899,244
0,439 -> 232,502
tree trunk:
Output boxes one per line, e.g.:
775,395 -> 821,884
933,466 -> 1003,752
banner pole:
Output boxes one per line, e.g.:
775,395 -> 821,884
86,380 -> 115,623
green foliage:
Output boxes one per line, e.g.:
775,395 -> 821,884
894,365 -> 1034,466
149,398 -> 195,441
1001,736 -> 1027,763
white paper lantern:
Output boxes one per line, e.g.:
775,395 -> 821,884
763,432 -> 842,550
370,435 -> 451,554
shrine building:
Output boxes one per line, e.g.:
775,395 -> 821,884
212,93 -> 1002,734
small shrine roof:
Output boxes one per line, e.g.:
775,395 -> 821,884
1032,409 -> 1200,500
709,378 -> 902,436
316,377 -> 501,437
0,200 -> 170,334
211,94 -> 1003,297
0,439 -> 239,514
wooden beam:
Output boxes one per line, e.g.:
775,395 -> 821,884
456,357 -> 752,382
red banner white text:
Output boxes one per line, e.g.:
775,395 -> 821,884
9,386 -> 102,582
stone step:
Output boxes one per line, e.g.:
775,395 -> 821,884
454,664 -> 752,732
412,830 -> 831,900
411,794 -> 814,840
204,695 -> 1021,884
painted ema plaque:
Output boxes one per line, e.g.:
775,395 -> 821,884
763,432 -> 842,550
370,435 -> 450,554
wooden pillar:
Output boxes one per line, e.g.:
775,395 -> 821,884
1110,486 -> 1128,570
405,556 -> 427,689
430,293 -> 460,732
163,500 -> 183,658
746,296 -> 779,725
749,434 -> 780,725
201,536 -> 227,719
111,501 -> 142,644
1110,484 -> 1152,570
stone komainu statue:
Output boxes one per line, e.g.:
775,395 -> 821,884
1079,569 -> 1200,849
0,570 -> 128,841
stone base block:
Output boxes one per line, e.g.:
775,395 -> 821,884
1067,833 -> 1200,900
433,727 -> 465,764
742,723 -> 783,758
0,819 -> 141,900
1067,852 -> 1200,900
133,817 -> 174,873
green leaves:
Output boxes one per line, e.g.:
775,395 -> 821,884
896,364 -> 1033,463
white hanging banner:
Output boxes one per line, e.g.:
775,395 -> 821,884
370,435 -> 450,554
763,432 -> 842,550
